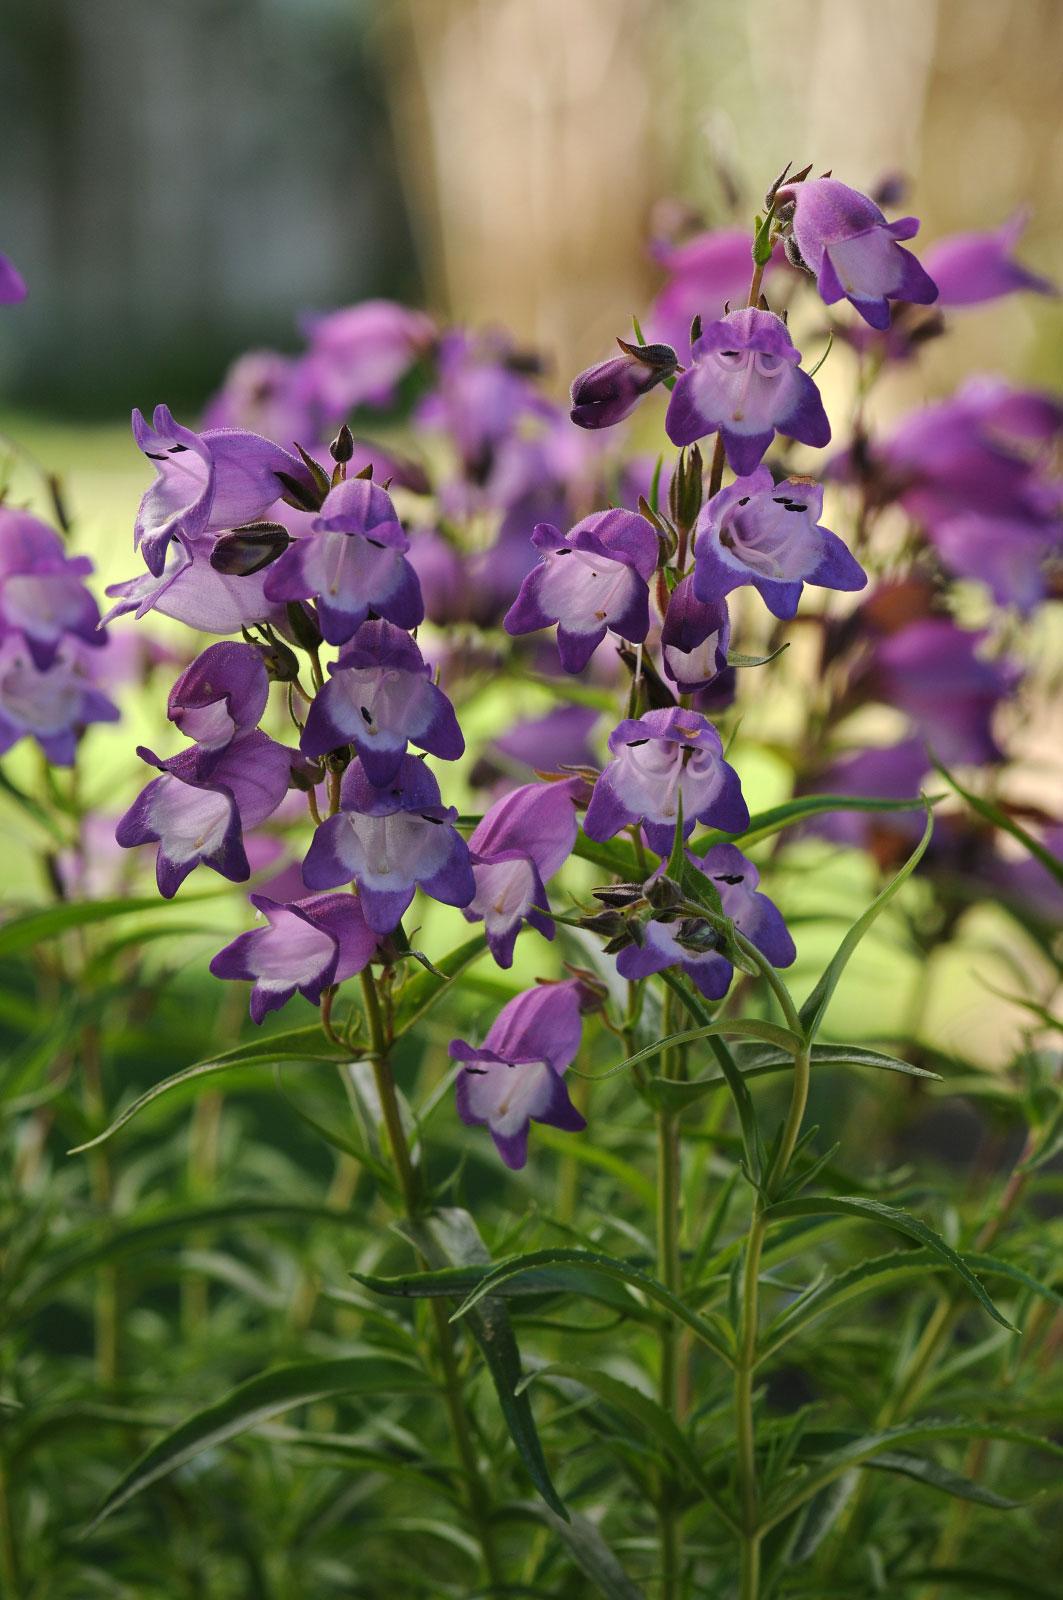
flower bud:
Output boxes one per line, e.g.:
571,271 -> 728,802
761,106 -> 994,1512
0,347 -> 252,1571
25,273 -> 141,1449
329,422 -> 356,463
570,339 -> 678,430
210,522 -> 291,576
285,600 -> 323,652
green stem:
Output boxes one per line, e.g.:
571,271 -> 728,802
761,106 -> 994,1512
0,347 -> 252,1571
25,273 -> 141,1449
357,969 -> 502,1590
656,1106 -> 683,1598
0,1453 -> 19,1599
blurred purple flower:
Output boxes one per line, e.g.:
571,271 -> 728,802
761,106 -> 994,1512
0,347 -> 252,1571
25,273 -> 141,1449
0,638 -> 118,765
450,980 -> 589,1168
202,350 -> 320,446
491,704 -> 600,781
923,212 -> 1057,307
464,777 -> 587,967
296,300 -> 435,416
665,308 -> 830,472
648,227 -> 781,352
802,739 -> 929,850
870,620 -> 1019,767
210,891 -> 379,1023
584,707 -> 749,857
0,253 -> 26,304
777,176 -> 938,330
0,508 -> 106,669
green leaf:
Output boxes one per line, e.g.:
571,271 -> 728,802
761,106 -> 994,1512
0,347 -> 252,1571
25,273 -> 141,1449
85,1351 -> 431,1532
687,793 -> 934,857
399,1208 -> 569,1519
0,892 -> 222,956
612,1017 -> 804,1079
897,1569 -> 1059,1598
660,970 -> 764,1179
798,805 -> 933,1039
353,1258 -> 651,1322
735,1041 -> 941,1083
392,934 -> 489,1039
521,1363 -> 738,1530
450,1246 -> 733,1366
865,1450 -> 1018,1509
68,1048 -> 344,1155
727,642 -> 790,670
760,1195 -> 1015,1330
506,1503 -> 647,1600
933,761 -> 1063,888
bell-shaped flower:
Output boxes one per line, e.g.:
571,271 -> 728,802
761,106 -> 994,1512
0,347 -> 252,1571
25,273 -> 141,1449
210,891 -> 379,1023
665,308 -> 830,473
693,468 -> 866,620
301,753 -> 474,933
115,730 -> 292,897
777,176 -> 938,331
167,641 -> 269,750
616,844 -> 795,999
132,404 -> 307,578
570,340 -> 678,430
301,619 -> 463,785
0,637 -> 118,766
503,508 -> 659,673
583,707 -> 749,857
464,777 -> 587,967
0,508 -> 106,669
263,478 -> 423,646
103,539 -> 278,635
450,980 -> 589,1169
660,577 -> 731,692
0,253 -> 26,304
922,211 -> 1057,308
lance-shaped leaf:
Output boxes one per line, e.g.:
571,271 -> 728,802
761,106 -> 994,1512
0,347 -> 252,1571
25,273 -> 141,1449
760,1195 -> 1015,1330
84,1351 -> 432,1532
504,1502 -> 647,1599
798,805 -> 933,1039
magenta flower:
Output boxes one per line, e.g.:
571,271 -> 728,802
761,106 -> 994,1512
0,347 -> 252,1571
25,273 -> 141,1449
584,708 -> 749,857
301,619 -> 464,785
659,577 -> 731,693
115,731 -> 292,897
263,478 -> 423,646
450,980 -> 589,1169
166,642 -> 270,751
210,892 -> 379,1023
922,212 -> 1057,308
570,340 -> 678,430
665,308 -> 830,473
0,253 -> 26,304
301,753 -> 474,933
297,300 -> 435,416
464,778 -> 586,968
503,508 -> 659,673
617,844 -> 795,1000
0,508 -> 106,669
0,638 -> 118,765
693,468 -> 865,619
777,176 -> 938,330
131,405 -> 306,578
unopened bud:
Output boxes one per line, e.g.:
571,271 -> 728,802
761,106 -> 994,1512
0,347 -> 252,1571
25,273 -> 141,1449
329,423 -> 355,464
210,522 -> 290,576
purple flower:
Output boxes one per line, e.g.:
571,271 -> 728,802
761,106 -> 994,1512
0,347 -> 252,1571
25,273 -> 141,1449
406,532 -> 471,626
649,227 -> 782,352
665,308 -> 830,473
659,577 -> 731,693
693,468 -> 866,620
570,340 -> 678,430
115,730 -> 292,897
617,844 -> 795,1000
202,350 -> 320,446
297,300 -> 435,416
167,641 -> 269,750
0,253 -> 26,304
416,328 -> 553,482
263,478 -> 423,646
870,619 -> 1020,767
777,176 -> 938,330
503,508 -> 659,673
489,705 -> 600,782
922,212 -> 1057,308
102,542 -> 278,635
131,405 -> 306,579
0,638 -> 118,765
801,739 -> 929,850
301,753 -> 474,933
0,508 -> 105,669
210,892 -> 379,1024
926,510 -> 1058,615
464,778 -> 586,967
301,619 -> 464,785
450,980 -> 589,1169
583,708 -> 749,857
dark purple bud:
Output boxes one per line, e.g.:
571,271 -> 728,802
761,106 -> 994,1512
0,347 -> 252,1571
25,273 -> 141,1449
570,340 -> 678,431
330,423 -> 356,464
210,523 -> 291,577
